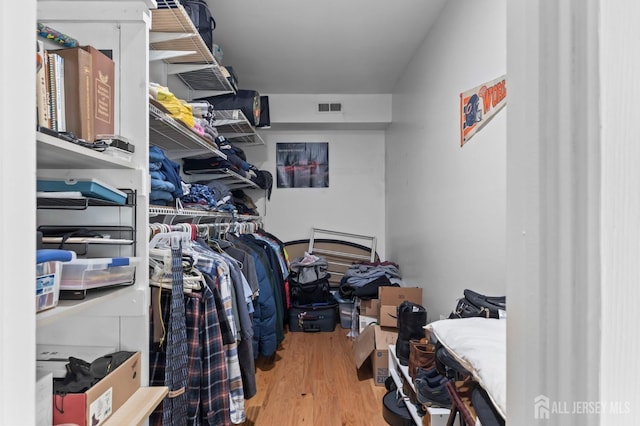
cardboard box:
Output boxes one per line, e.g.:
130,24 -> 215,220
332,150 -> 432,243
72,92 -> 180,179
353,324 -> 398,386
37,344 -> 117,379
379,286 -> 423,328
359,298 -> 379,318
81,45 -> 115,140
53,351 -> 140,426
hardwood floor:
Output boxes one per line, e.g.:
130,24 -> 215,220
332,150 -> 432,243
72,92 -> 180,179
242,327 -> 389,426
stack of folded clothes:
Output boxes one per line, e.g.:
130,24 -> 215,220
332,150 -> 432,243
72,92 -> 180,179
149,145 -> 184,206
149,83 -> 194,128
180,180 -> 235,212
338,261 -> 402,299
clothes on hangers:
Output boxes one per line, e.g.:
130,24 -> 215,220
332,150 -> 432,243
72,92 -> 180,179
148,221 -> 286,424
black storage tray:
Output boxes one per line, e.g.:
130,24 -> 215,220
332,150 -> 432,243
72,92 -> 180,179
288,302 -> 337,332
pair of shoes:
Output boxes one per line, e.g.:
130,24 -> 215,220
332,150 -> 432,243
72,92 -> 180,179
414,367 -> 448,388
414,367 -> 440,381
415,376 -> 452,409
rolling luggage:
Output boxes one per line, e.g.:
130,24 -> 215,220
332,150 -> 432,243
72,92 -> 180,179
288,302 -> 337,332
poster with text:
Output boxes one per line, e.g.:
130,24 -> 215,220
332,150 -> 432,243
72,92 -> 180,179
276,142 -> 329,188
460,75 -> 507,146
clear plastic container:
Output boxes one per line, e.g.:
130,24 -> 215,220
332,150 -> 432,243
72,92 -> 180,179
333,292 -> 355,329
36,261 -> 62,312
59,257 -> 137,290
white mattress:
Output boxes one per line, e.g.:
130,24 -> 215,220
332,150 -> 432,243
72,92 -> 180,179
426,318 -> 506,419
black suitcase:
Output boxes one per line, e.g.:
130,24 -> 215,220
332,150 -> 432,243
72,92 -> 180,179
288,302 -> 337,332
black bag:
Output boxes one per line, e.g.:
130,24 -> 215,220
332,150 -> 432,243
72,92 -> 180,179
449,289 -> 506,319
257,96 -> 270,128
180,0 -> 216,52
289,276 -> 331,305
200,90 -> 262,126
395,301 -> 427,366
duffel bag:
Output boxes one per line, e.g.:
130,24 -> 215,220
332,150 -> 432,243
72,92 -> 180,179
180,0 -> 216,53
199,89 -> 261,127
290,275 -> 331,306
289,254 -> 328,284
449,289 -> 506,319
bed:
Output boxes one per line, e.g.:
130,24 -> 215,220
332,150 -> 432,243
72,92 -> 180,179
425,317 -> 506,422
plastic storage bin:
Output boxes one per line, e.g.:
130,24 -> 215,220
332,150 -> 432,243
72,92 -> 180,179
36,261 -> 62,312
333,292 -> 355,329
59,257 -> 137,297
37,177 -> 127,205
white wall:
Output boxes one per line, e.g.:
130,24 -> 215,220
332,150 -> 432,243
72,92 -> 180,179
386,0 -> 506,320
268,94 -> 391,128
1,1 -> 37,423
244,129 -> 386,258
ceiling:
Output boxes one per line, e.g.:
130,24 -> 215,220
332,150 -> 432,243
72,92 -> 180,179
207,0 -> 449,95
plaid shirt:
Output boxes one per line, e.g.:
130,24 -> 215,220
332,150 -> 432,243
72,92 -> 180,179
192,241 -> 246,423
150,287 -> 231,425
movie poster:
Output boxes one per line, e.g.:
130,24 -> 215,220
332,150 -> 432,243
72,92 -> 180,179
460,75 -> 507,146
276,142 -> 329,188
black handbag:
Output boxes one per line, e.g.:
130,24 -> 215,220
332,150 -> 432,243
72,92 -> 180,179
449,289 -> 506,319
289,275 -> 331,305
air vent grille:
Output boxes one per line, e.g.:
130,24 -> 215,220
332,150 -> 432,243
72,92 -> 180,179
318,102 -> 342,112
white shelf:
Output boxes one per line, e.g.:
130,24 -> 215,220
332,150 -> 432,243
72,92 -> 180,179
36,286 -> 133,328
213,110 -> 265,145
37,132 -> 135,170
149,103 -> 227,159
150,2 -> 234,94
388,344 -> 450,426
183,169 -> 260,189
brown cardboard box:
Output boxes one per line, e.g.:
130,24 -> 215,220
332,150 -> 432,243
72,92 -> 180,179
359,298 -> 379,318
52,351 -> 141,426
81,45 -> 115,140
55,47 -> 93,141
378,286 -> 423,328
353,324 -> 398,386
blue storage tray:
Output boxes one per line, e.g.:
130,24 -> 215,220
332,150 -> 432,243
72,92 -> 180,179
37,178 -> 127,205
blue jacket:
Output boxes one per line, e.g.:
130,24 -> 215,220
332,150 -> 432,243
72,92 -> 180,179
249,249 -> 277,358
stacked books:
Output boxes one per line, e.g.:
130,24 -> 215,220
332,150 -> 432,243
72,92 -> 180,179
36,40 -> 115,142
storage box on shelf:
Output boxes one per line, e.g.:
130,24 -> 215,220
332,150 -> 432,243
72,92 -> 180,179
58,257 -> 138,300
51,351 -> 152,426
36,260 -> 63,313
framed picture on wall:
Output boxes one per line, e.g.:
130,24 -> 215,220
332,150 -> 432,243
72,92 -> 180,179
276,142 -> 329,188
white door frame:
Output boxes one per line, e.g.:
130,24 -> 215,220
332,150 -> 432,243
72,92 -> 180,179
506,0 -> 602,424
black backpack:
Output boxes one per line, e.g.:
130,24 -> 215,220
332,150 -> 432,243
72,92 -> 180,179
181,0 -> 216,52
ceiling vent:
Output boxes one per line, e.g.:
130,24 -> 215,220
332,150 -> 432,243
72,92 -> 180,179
318,102 -> 342,112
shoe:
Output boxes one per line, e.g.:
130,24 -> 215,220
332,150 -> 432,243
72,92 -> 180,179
408,339 -> 435,379
415,378 -> 452,409
414,367 -> 440,382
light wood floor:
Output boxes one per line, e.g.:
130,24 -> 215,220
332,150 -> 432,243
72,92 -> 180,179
242,326 -> 389,426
